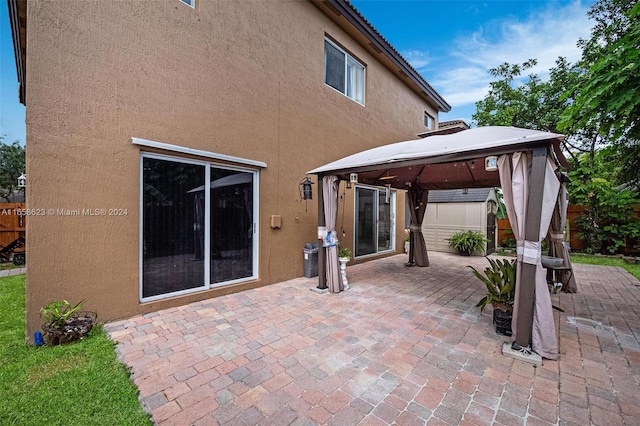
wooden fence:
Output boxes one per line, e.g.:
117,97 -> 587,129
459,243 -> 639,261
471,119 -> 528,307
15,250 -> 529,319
497,205 -> 640,252
0,203 -> 26,261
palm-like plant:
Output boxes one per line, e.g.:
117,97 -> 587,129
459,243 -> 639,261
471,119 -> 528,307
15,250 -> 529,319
469,258 -> 516,313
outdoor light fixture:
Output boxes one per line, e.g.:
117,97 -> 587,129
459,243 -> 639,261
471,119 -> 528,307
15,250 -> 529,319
349,173 -> 358,184
17,173 -> 26,188
485,156 -> 498,172
300,177 -> 313,200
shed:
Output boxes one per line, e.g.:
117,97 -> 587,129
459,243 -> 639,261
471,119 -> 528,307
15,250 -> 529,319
421,188 -> 498,254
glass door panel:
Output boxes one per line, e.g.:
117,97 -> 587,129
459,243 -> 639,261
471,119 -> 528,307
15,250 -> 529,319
142,156 -> 206,298
355,187 -> 376,257
209,170 -> 254,284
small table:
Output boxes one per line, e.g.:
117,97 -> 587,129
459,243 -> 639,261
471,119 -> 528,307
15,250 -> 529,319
541,256 -> 572,293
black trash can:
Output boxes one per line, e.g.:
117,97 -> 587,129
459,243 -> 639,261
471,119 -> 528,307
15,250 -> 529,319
303,242 -> 319,278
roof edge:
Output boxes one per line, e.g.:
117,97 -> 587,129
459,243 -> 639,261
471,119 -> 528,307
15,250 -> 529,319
7,0 -> 26,105
322,0 -> 451,112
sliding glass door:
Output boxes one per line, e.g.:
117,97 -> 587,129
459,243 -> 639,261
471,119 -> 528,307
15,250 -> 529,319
141,153 -> 257,301
354,186 -> 395,257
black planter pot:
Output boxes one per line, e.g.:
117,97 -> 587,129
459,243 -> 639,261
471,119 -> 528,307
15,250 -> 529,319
493,309 -> 512,336
457,248 -> 472,256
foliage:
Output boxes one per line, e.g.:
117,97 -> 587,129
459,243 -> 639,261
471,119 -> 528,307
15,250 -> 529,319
0,137 -> 26,202
500,236 -> 516,249
472,58 -> 602,160
40,300 -> 85,329
568,150 -> 640,254
447,230 -> 488,255
559,0 -> 640,189
469,258 -> 517,313
494,188 -> 507,219
338,247 -> 352,259
0,275 -> 152,425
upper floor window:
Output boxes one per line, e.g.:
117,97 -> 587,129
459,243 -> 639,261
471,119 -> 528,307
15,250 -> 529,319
424,112 -> 435,130
180,0 -> 195,8
324,38 -> 365,105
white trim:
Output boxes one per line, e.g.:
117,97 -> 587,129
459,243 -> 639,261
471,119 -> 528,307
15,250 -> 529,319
179,0 -> 195,8
324,37 -> 366,106
132,137 -> 267,169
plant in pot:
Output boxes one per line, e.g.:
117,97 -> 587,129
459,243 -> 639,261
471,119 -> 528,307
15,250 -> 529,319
404,230 -> 410,253
448,230 -> 488,256
338,247 -> 352,289
469,258 -> 516,336
40,300 -> 97,346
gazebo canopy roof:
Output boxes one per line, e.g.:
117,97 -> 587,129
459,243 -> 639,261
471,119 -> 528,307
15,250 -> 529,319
308,126 -> 568,190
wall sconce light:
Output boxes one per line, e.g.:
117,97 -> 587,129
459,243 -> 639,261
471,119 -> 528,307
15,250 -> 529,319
485,156 -> 498,172
347,173 -> 358,189
17,173 -> 26,188
300,177 -> 313,200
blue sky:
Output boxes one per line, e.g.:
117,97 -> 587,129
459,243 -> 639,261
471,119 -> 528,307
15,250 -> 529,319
351,0 -> 595,124
0,0 -> 596,146
0,4 -> 25,145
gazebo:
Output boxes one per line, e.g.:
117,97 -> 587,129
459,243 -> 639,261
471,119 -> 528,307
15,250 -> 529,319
308,126 -> 578,363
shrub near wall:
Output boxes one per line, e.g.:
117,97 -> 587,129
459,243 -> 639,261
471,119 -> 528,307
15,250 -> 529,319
497,205 -> 640,255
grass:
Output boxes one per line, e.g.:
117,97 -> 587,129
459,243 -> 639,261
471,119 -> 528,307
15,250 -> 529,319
0,262 -> 21,271
570,253 -> 640,281
493,249 -> 640,280
0,275 -> 152,426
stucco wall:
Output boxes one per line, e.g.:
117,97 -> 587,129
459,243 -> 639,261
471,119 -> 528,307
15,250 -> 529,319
24,0 -> 436,337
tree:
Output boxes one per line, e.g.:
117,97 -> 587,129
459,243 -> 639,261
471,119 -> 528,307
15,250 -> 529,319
560,0 -> 640,189
472,58 -> 602,162
567,148 -> 640,254
0,137 -> 26,202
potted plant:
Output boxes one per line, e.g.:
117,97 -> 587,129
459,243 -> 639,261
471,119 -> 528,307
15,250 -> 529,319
469,258 -> 516,336
337,247 -> 351,261
448,230 -> 488,256
40,300 -> 97,346
404,230 -> 410,253
337,247 -> 352,289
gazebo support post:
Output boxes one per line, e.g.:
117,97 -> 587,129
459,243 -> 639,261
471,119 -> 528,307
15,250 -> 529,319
317,174 -> 327,290
513,146 -> 547,356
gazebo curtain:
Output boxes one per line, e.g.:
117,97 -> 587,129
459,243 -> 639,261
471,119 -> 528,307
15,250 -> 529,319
548,186 -> 578,293
323,176 -> 343,293
498,153 -> 560,359
407,187 -> 430,267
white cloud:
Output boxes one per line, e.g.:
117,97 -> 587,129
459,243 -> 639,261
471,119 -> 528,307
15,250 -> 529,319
402,49 -> 431,71
430,1 -> 593,116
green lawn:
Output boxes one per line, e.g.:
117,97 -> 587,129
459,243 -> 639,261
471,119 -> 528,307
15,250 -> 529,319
0,275 -> 151,426
0,262 -> 21,271
570,253 -> 640,281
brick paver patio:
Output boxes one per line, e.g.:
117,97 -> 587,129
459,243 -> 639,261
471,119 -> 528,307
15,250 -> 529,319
105,252 -> 640,425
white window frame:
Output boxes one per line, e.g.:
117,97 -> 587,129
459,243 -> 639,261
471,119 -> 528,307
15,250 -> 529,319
179,0 -> 195,8
139,152 -> 259,303
424,112 -> 435,130
324,38 -> 366,106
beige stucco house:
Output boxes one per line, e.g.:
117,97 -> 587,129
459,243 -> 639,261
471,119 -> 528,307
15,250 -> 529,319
8,0 -> 450,340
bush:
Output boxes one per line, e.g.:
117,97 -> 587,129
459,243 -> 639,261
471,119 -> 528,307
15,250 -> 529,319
447,230 -> 487,255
